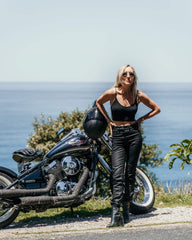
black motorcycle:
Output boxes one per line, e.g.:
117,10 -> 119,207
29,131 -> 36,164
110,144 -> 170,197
0,107 -> 155,228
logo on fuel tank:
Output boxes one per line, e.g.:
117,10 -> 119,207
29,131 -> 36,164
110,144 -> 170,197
68,139 -> 87,146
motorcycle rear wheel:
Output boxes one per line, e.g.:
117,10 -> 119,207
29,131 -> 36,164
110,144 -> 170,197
0,172 -> 19,228
130,167 -> 155,214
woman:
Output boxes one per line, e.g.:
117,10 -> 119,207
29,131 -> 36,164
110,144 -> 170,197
96,64 -> 160,227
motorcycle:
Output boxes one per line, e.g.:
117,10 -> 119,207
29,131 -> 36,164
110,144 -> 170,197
0,109 -> 155,228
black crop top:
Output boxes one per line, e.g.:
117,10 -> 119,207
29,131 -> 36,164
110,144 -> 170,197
111,96 -> 138,121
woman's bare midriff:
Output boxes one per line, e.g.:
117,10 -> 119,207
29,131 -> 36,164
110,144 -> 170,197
112,120 -> 136,126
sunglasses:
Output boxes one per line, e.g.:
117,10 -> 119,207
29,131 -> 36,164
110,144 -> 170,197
122,72 -> 135,77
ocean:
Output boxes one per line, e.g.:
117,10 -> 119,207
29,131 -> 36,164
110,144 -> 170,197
0,81 -> 192,188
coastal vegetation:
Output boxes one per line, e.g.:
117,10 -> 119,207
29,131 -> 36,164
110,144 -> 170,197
27,109 -> 163,196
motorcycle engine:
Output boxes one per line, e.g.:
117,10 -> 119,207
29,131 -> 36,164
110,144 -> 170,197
56,181 -> 77,195
55,156 -> 83,196
61,156 -> 81,176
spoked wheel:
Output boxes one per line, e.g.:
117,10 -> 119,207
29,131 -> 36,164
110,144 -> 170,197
130,167 -> 155,215
0,173 -> 19,228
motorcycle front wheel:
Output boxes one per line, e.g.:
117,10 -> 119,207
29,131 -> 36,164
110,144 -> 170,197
0,172 -> 19,228
130,167 -> 155,215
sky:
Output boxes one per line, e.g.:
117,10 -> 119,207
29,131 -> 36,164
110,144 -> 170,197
0,0 -> 192,83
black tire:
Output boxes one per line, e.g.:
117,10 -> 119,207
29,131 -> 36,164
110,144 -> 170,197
130,167 -> 155,215
0,172 -> 19,228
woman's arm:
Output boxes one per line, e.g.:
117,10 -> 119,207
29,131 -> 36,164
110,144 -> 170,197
137,90 -> 161,127
96,88 -> 114,124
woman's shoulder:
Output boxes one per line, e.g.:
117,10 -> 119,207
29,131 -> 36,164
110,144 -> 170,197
137,90 -> 151,103
104,86 -> 117,95
138,90 -> 150,97
137,90 -> 146,98
137,90 -> 142,95
137,90 -> 145,103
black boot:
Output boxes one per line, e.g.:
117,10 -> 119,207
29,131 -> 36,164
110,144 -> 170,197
107,206 -> 124,227
122,202 -> 130,223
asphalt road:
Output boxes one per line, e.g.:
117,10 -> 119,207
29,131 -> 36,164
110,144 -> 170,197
3,223 -> 192,240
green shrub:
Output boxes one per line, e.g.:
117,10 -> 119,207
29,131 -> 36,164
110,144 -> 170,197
165,139 -> 192,169
28,110 -> 87,153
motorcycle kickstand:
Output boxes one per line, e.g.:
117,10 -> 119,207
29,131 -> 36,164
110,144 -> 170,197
70,207 -> 74,216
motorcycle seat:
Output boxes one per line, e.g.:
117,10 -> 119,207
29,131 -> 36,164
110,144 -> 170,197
12,148 -> 43,163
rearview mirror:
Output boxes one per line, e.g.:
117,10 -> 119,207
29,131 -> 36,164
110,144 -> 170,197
56,128 -> 64,137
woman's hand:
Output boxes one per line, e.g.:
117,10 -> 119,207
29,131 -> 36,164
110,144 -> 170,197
137,118 -> 143,131
109,121 -> 115,135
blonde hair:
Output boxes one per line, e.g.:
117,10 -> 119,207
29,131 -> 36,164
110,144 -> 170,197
115,64 -> 138,100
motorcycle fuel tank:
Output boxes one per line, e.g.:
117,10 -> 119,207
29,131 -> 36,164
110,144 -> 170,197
46,132 -> 90,160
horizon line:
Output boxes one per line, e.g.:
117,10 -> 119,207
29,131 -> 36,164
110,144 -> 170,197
1,81 -> 192,84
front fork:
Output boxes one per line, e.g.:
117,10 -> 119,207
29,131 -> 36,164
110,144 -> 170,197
97,154 -> 111,175
88,154 -> 110,196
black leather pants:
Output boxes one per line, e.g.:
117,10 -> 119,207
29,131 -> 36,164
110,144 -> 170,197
111,122 -> 142,207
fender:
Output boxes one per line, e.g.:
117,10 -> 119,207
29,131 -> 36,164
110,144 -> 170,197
0,166 -> 17,179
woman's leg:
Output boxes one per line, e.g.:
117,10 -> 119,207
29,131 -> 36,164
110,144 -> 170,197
111,135 -> 126,207
107,129 -> 125,227
124,131 -> 142,202
122,131 -> 142,223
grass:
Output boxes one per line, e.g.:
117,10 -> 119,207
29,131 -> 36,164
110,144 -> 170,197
15,197 -> 112,224
154,180 -> 192,208
154,193 -> 192,208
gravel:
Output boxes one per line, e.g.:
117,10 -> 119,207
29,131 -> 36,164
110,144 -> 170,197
0,207 -> 192,239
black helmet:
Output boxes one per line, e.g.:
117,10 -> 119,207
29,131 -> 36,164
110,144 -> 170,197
83,107 -> 108,139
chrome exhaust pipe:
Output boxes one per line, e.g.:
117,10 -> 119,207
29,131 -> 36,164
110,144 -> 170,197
19,167 -> 89,206
0,174 -> 56,198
